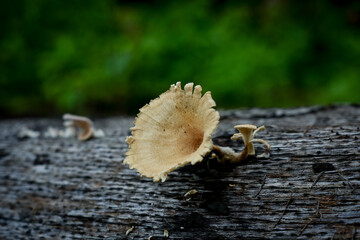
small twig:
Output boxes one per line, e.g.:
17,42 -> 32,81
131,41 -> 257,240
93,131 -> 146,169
125,226 -> 135,236
315,200 -> 322,219
352,226 -> 356,240
336,170 -> 354,190
298,218 -> 314,236
303,125 -> 314,136
315,200 -> 320,215
254,175 -> 267,197
331,231 -> 336,240
299,200 -> 321,236
273,194 -> 293,229
312,169 -> 356,192
311,171 -> 324,188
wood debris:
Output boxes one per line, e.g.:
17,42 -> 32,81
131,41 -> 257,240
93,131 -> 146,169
184,189 -> 197,197
125,226 -> 135,236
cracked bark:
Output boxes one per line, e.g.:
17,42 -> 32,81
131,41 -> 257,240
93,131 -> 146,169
0,104 -> 359,239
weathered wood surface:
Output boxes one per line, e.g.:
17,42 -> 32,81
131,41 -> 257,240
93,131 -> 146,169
0,104 -> 360,240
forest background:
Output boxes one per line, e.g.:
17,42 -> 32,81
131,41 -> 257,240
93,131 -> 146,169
1,0 -> 359,117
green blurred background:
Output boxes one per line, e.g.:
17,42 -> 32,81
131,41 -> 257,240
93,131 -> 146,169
1,0 -> 360,117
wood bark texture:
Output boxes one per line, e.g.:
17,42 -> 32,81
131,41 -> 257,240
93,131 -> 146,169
0,104 -> 359,240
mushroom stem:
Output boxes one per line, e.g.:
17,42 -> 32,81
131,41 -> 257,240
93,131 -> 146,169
213,145 -> 249,163
212,124 -> 271,163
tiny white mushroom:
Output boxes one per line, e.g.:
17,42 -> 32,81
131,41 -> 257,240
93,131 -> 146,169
164,230 -> 169,237
63,114 -> 94,141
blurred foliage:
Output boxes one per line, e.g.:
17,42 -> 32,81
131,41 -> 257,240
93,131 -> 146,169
1,0 -> 360,117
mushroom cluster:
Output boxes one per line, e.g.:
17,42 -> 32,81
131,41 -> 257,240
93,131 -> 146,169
124,82 -> 270,182
213,124 -> 271,163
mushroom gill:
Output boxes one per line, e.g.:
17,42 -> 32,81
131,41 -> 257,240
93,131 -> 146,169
124,82 -> 220,182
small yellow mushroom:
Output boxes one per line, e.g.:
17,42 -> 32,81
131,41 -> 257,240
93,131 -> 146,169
63,114 -> 94,141
213,124 -> 271,163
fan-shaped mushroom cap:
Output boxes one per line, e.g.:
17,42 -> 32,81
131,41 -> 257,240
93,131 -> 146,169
124,82 -> 220,182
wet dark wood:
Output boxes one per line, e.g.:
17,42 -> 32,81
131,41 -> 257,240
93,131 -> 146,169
1,104 -> 360,239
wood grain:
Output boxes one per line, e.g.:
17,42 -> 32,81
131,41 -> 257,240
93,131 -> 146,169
0,104 -> 359,239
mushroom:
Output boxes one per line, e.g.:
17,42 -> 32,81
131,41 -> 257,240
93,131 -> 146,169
124,82 -> 220,182
213,124 -> 271,163
17,127 -> 40,139
63,114 -> 94,141
124,82 -> 271,182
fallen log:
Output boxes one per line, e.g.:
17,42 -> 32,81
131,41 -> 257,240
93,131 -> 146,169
0,104 -> 359,239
